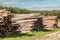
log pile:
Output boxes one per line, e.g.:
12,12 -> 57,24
12,14 -> 58,33
0,9 -> 58,37
12,14 -> 42,33
0,9 -> 18,37
43,16 -> 58,30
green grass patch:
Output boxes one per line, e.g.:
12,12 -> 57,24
0,28 -> 60,40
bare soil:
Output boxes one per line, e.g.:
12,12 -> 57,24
36,22 -> 60,40
36,31 -> 60,40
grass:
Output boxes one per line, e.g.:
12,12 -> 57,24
0,28 -> 60,40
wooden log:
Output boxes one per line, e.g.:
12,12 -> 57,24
11,14 -> 41,21
43,16 -> 58,30
0,9 -> 19,37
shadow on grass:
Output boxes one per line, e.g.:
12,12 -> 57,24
6,29 -> 53,38
40,30 -> 53,32
7,30 -> 52,38
7,33 -> 34,38
32,29 -> 53,32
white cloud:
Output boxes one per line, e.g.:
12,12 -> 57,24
26,4 -> 60,10
33,4 -> 38,6
4,1 -> 16,4
32,4 -> 60,8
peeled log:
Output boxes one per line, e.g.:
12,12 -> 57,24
11,13 -> 42,33
43,16 -> 58,30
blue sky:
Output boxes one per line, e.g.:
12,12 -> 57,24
0,0 -> 60,10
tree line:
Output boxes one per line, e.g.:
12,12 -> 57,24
0,6 -> 60,18
0,6 -> 31,14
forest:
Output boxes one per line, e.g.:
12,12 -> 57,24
0,6 -> 60,19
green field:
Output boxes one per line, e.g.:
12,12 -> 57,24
0,28 -> 60,40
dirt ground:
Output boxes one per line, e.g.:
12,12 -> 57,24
36,22 -> 60,40
36,31 -> 60,40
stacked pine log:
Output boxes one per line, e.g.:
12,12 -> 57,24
0,9 -> 18,37
0,9 -> 58,37
12,14 -> 58,33
12,13 -> 42,33
43,16 -> 58,30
